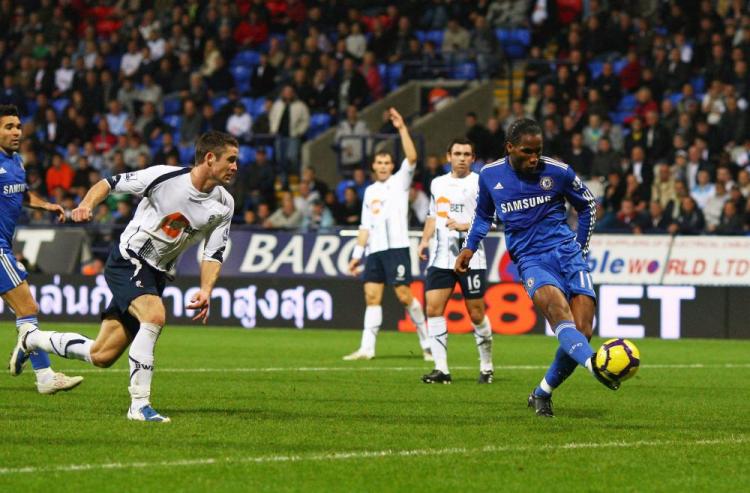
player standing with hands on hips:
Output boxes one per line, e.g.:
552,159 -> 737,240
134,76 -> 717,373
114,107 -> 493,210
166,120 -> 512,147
418,138 -> 494,384
344,108 -> 430,361
13,131 -> 238,422
456,118 -> 622,418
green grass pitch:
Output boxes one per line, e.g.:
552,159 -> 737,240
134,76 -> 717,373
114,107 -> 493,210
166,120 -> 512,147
1,323 -> 749,492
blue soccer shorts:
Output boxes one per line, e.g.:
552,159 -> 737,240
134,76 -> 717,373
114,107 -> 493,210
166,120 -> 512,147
0,248 -> 29,295
516,240 -> 596,301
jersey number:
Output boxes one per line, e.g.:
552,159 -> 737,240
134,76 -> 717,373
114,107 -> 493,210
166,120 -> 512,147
467,274 -> 481,291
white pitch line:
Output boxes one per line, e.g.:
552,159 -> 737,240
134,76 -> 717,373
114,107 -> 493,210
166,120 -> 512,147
55,363 -> 750,374
0,436 -> 747,476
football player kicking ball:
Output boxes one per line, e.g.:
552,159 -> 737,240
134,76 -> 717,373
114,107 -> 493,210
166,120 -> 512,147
12,131 -> 237,422
457,119 -> 620,418
344,108 -> 430,361
2,104 -> 83,394
417,138 -> 493,384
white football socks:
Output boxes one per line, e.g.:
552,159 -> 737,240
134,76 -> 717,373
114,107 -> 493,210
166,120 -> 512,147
25,329 -> 93,364
428,316 -> 449,373
128,323 -> 162,410
472,316 -> 494,372
407,299 -> 430,350
359,305 -> 382,355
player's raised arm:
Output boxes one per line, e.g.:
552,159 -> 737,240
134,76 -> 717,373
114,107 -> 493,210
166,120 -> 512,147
562,168 -> 597,257
390,108 -> 417,166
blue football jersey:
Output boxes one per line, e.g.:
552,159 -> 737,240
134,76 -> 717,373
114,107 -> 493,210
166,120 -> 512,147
465,156 -> 596,262
0,151 -> 27,250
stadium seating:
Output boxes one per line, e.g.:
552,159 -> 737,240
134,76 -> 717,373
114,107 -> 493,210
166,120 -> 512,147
163,97 -> 182,116
496,28 -> 531,59
238,145 -> 255,165
232,50 -> 261,68
308,112 -> 332,138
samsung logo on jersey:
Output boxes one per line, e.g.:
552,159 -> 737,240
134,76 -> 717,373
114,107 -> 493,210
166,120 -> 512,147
500,195 -> 552,213
3,183 -> 27,194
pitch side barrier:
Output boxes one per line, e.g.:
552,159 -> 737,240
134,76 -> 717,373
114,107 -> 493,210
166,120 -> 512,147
8,229 -> 750,339
0,274 -> 747,339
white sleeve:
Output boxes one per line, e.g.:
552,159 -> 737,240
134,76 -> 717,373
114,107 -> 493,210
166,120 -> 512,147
359,189 -> 372,230
106,165 -> 184,196
394,157 -> 415,191
202,193 -> 234,263
427,183 -> 436,218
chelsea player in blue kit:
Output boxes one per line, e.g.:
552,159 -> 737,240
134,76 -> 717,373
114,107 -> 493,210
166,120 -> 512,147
457,119 -> 620,418
1,105 -> 83,394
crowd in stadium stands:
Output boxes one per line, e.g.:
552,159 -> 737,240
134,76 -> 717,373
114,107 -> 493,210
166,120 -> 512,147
1,1 -> 749,237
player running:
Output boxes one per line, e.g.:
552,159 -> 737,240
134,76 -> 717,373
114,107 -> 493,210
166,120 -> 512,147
417,138 -> 493,384
2,104 -> 83,394
344,108 -> 430,361
457,118 -> 619,418
12,131 -> 237,422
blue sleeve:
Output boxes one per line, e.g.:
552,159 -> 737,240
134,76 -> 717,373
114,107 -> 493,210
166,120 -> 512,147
563,167 -> 597,257
464,172 -> 495,252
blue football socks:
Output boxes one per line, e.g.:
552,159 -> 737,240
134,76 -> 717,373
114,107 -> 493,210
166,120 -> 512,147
17,315 -> 51,370
554,321 -> 594,367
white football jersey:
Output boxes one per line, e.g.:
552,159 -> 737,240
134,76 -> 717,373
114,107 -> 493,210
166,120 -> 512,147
360,158 -> 415,253
427,172 -> 487,270
107,165 -> 234,275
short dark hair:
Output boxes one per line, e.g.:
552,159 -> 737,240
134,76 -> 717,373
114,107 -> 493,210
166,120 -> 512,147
506,118 -> 542,145
195,131 -> 239,164
0,105 -> 20,119
446,137 -> 475,155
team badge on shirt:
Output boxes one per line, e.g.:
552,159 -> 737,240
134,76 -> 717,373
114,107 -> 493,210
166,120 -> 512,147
540,176 -> 554,190
526,277 -> 535,289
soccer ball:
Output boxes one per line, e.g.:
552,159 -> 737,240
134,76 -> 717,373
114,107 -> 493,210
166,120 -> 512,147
595,338 -> 640,382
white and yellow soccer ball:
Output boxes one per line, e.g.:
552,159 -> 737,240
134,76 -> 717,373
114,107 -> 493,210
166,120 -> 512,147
595,338 -> 640,383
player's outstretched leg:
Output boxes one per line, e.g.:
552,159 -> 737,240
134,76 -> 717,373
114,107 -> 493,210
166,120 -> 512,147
126,322 -> 170,423
422,316 -> 451,384
343,305 -> 379,360
472,315 -> 494,384
10,317 -> 84,394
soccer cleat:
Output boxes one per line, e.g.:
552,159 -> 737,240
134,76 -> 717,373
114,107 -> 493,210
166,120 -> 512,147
8,346 -> 29,376
527,392 -> 554,417
591,356 -> 621,390
342,349 -> 374,361
422,349 -> 434,362
37,372 -> 84,395
9,323 -> 35,376
127,405 -> 171,423
477,370 -> 494,384
421,369 -> 452,384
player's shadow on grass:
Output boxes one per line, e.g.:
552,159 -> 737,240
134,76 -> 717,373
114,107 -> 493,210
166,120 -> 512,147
371,354 -> 430,361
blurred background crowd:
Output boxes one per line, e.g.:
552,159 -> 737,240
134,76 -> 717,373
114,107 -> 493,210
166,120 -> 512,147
1,0 -> 749,237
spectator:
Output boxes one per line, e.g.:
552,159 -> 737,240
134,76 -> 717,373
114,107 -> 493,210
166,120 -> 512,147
302,198 -> 335,230
442,18 -> 470,64
465,112 -> 493,162
690,169 -> 715,210
668,197 -> 706,235
612,198 -> 648,234
645,201 -> 671,234
713,201 -> 744,235
106,100 -> 129,137
122,134 -> 151,169
650,162 -> 678,211
334,186 -> 361,226
134,102 -> 165,141
92,118 -> 117,154
139,73 -> 164,113
564,132 -> 594,180
264,192 -> 303,229
250,53 -> 278,98
117,77 -> 140,117
703,181 -> 730,230
470,15 -> 501,80
179,99 -> 204,145
591,137 -> 621,180
46,153 -> 74,193
269,85 -> 310,180
301,166 -> 330,198
334,104 -> 371,173
360,51 -> 383,102
153,132 -> 180,165
335,57 -> 369,113
120,40 -> 143,78
226,103 -> 253,142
